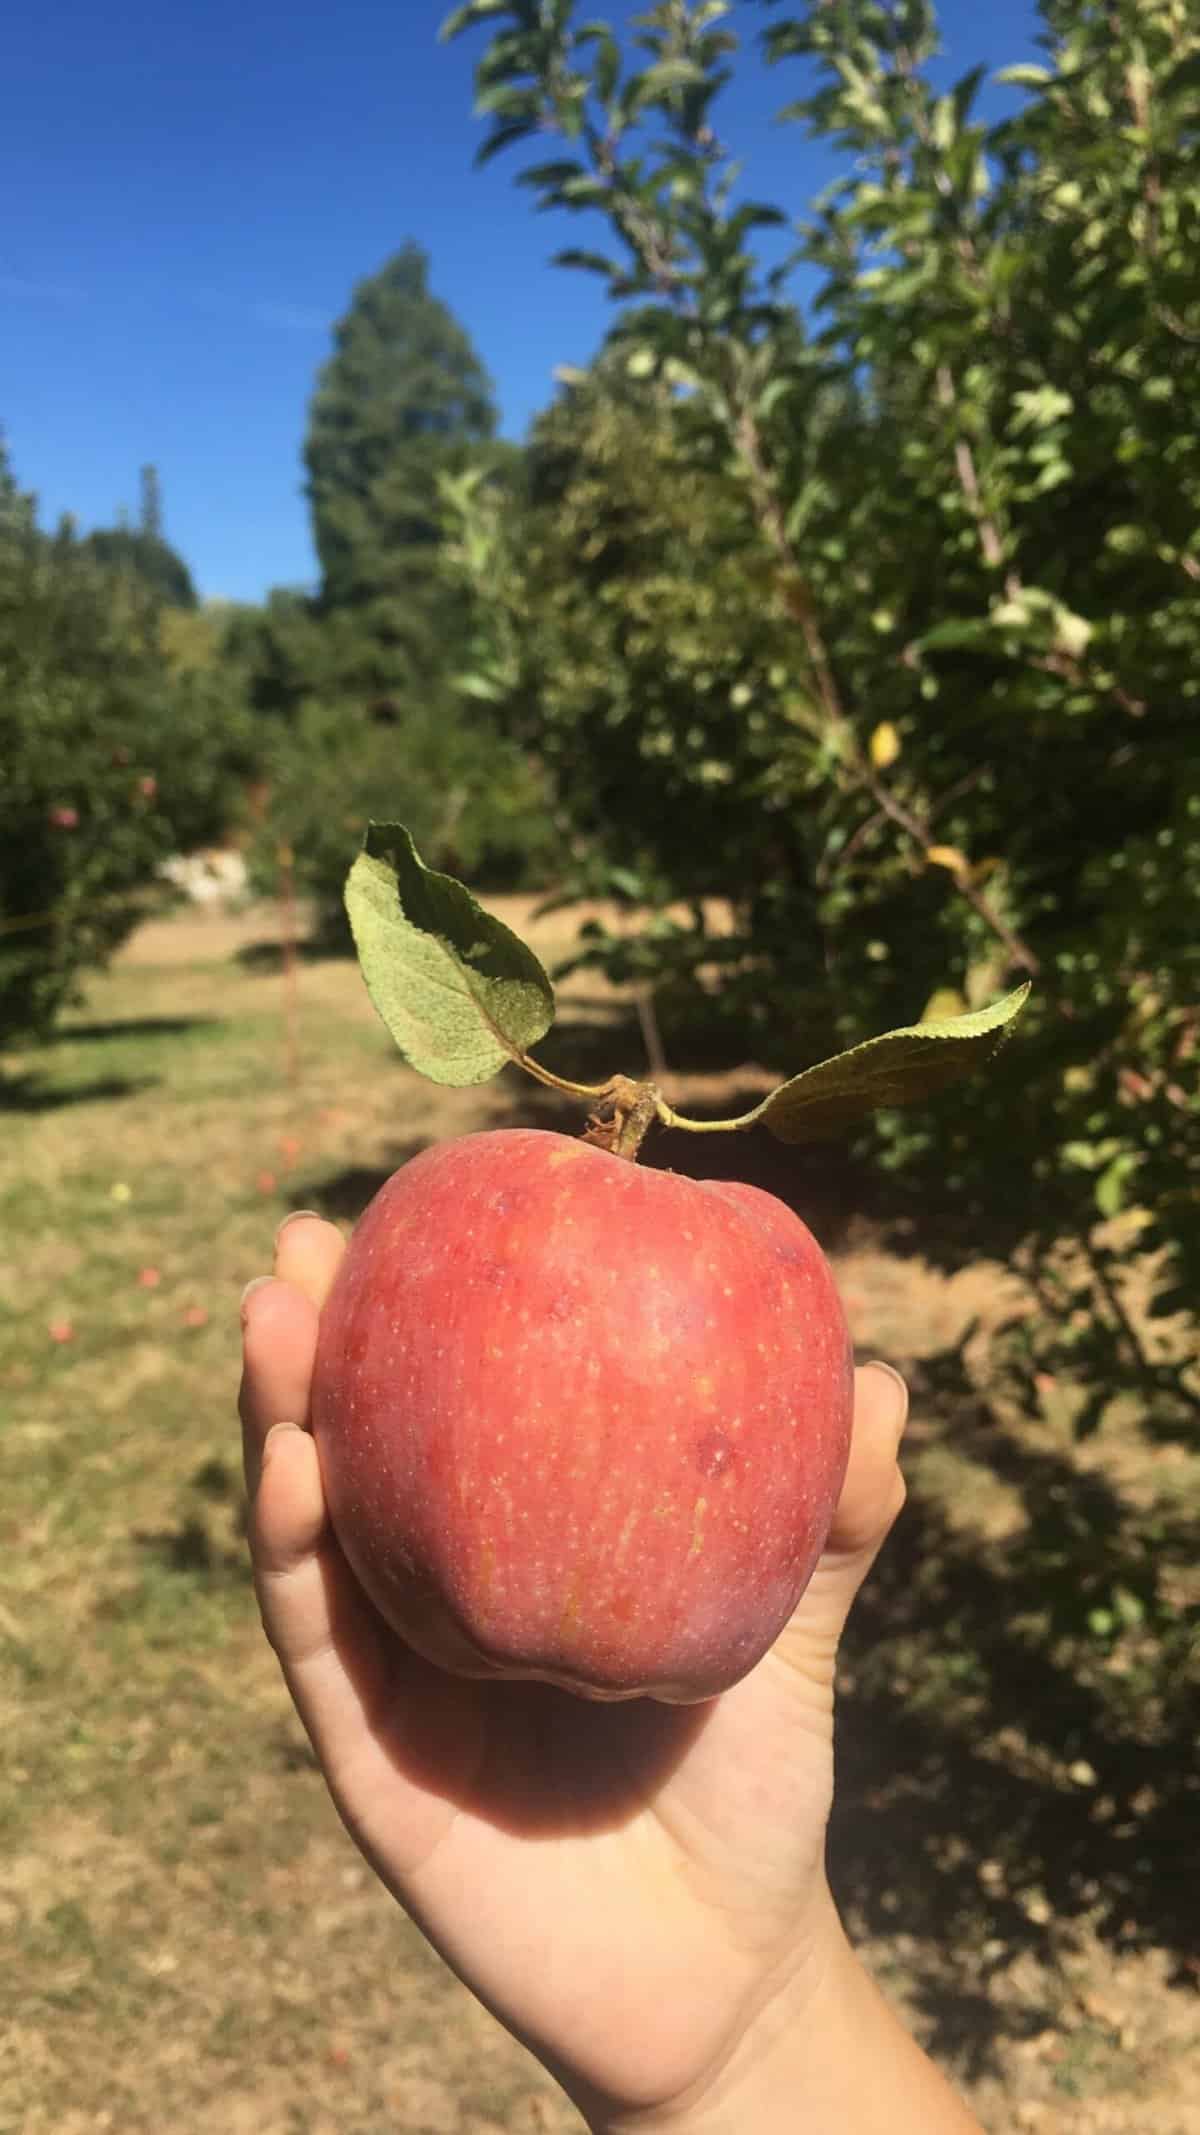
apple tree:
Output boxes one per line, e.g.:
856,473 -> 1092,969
441,0 -> 1200,1453
0,444 -> 253,1043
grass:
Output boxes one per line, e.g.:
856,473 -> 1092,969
0,918 -> 577,2135
1,902 -> 1197,2134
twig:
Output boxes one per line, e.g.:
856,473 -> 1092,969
279,843 -> 300,1093
633,984 -> 671,1089
1083,1234 -> 1200,1416
937,366 -> 1006,571
737,399 -> 1041,974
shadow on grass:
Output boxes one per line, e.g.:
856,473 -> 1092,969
287,1152 -> 431,1226
129,1459 -> 250,1593
0,1070 -> 158,1112
3,1014 -> 225,1110
828,1352 -> 1200,2074
46,1015 -> 220,1046
235,930 -> 358,971
134,1514 -> 248,1586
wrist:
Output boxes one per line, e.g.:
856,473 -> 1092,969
583,1895 -> 981,2135
578,1887 -> 846,2135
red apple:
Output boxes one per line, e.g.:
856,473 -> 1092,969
310,1127 -> 854,1703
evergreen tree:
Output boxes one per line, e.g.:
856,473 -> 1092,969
235,254 -> 550,937
82,464 -> 197,609
304,244 -> 497,686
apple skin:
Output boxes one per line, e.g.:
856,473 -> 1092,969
310,1127 -> 854,1704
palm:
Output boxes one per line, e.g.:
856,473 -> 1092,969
241,1216 -> 905,2122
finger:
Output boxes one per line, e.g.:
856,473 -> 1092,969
251,1426 -> 380,1722
250,1422 -> 404,1800
239,1278 -> 321,1497
825,1360 -> 908,1562
274,1211 -> 346,1312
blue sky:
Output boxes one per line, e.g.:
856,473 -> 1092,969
3,0 -> 1042,603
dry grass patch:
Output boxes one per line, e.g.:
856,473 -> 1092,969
1,904 -> 1196,2134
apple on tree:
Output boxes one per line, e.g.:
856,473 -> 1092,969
310,825 -> 1028,1705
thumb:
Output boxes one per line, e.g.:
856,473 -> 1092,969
827,1361 -> 909,1563
777,1362 -> 908,1665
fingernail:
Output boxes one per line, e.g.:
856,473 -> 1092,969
263,1420 -> 304,1459
240,1275 -> 273,1318
276,1209 -> 322,1244
867,1360 -> 910,1437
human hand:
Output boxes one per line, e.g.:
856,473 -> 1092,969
240,1212 -> 922,2133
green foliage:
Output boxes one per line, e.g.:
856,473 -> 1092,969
81,466 -> 197,610
304,243 -> 497,683
0,446 -> 252,1042
231,244 -> 553,939
445,0 -> 1200,1443
221,585 -> 388,717
246,693 -> 557,946
81,525 -> 197,610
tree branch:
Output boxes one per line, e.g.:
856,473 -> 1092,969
735,397 -> 1041,975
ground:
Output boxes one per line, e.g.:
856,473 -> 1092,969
1,899 -> 1196,2134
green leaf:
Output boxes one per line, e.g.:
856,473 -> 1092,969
916,616 -> 1001,653
952,63 -> 987,126
747,987 -> 1032,1144
344,823 -> 556,1087
630,57 -> 708,103
553,247 -> 622,277
1095,1152 -> 1137,1219
558,174 -> 611,206
473,81 -> 541,119
517,159 -> 590,189
475,119 -> 539,165
440,0 -> 511,42
592,30 -> 621,106
995,63 -> 1053,88
453,670 -> 507,701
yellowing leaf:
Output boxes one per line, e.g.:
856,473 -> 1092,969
925,844 -> 970,876
870,721 -> 901,769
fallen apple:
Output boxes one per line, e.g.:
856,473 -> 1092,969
308,823 -> 1027,1704
311,1127 -> 854,1702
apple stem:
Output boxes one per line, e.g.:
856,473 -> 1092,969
654,1098 -> 759,1137
514,1052 -> 615,1104
612,1086 -> 662,1161
515,1055 -> 758,1164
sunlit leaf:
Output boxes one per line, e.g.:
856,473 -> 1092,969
925,844 -> 970,875
345,824 -> 555,1086
870,720 -> 901,768
744,988 -> 1032,1144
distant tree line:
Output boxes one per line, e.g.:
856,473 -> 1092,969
0,243 -> 556,1039
0,442 -> 249,1037
227,242 -> 556,941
